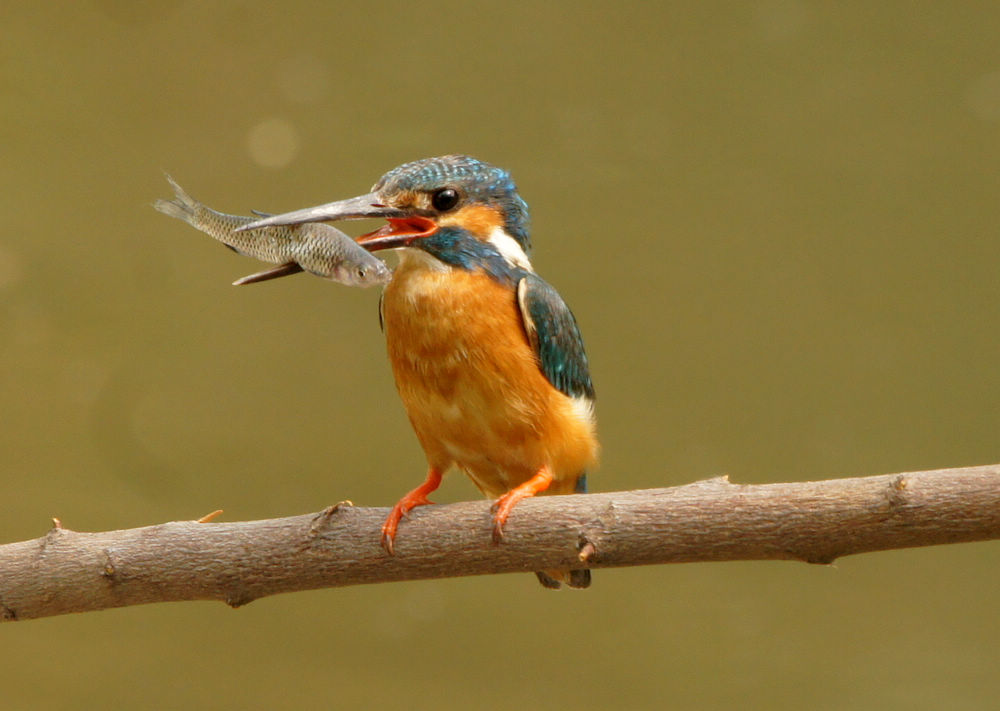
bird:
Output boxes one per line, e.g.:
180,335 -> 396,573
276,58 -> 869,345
241,155 -> 598,588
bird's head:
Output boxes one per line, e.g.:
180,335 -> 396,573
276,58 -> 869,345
239,155 -> 532,272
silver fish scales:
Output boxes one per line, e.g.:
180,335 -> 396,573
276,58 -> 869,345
154,176 -> 391,287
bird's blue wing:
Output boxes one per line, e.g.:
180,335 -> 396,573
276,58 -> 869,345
516,274 -> 595,401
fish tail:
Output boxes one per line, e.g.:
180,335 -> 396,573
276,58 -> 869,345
152,175 -> 199,225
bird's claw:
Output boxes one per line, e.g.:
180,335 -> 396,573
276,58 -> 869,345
489,467 -> 553,544
380,494 -> 435,555
490,492 -> 519,544
491,518 -> 506,544
380,529 -> 396,556
380,505 -> 404,555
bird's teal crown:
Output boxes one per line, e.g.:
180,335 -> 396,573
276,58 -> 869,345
373,155 -> 532,254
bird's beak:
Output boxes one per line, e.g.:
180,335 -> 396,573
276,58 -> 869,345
234,192 -> 439,250
235,192 -> 406,231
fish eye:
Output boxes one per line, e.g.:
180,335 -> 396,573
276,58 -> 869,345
357,267 -> 367,278
431,188 -> 459,211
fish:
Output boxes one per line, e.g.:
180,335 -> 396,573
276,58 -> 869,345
153,176 -> 392,287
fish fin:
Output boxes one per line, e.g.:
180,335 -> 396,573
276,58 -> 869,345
250,209 -> 273,217
232,262 -> 304,286
153,175 -> 198,224
152,198 -> 188,221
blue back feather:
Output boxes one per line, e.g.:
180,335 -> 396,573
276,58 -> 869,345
518,273 -> 595,401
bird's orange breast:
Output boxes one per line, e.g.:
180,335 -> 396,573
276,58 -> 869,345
381,255 -> 597,498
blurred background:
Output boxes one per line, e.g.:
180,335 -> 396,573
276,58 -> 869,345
3,1 -> 999,709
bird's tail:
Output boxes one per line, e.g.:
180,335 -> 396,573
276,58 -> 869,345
536,569 -> 591,589
534,471 -> 591,589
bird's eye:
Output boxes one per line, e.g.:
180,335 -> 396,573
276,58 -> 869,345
431,188 -> 459,211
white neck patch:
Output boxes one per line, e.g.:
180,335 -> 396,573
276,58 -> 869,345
394,227 -> 533,274
487,226 -> 533,271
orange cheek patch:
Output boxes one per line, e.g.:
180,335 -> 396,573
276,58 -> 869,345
438,204 -> 503,239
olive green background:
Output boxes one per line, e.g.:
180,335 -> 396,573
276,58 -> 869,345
3,2 -> 999,709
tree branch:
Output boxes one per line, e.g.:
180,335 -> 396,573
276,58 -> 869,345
2,463 -> 999,621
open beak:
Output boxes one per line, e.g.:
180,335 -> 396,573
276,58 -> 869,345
355,216 -> 438,252
236,192 -> 407,231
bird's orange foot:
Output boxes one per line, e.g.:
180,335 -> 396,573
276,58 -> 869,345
491,466 -> 553,543
380,468 -> 443,555
381,494 -> 433,554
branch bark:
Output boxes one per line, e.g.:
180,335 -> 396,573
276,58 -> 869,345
2,463 -> 999,621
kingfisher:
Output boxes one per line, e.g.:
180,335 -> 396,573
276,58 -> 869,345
242,155 -> 598,588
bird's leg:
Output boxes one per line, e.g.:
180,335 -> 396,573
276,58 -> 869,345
491,465 -> 553,543
381,467 -> 443,555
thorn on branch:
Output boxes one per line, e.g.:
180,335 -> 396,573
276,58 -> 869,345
876,474 -> 909,518
42,519 -> 69,550
101,549 -> 118,580
690,475 -> 733,490
196,509 -> 224,523
310,501 -> 354,536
